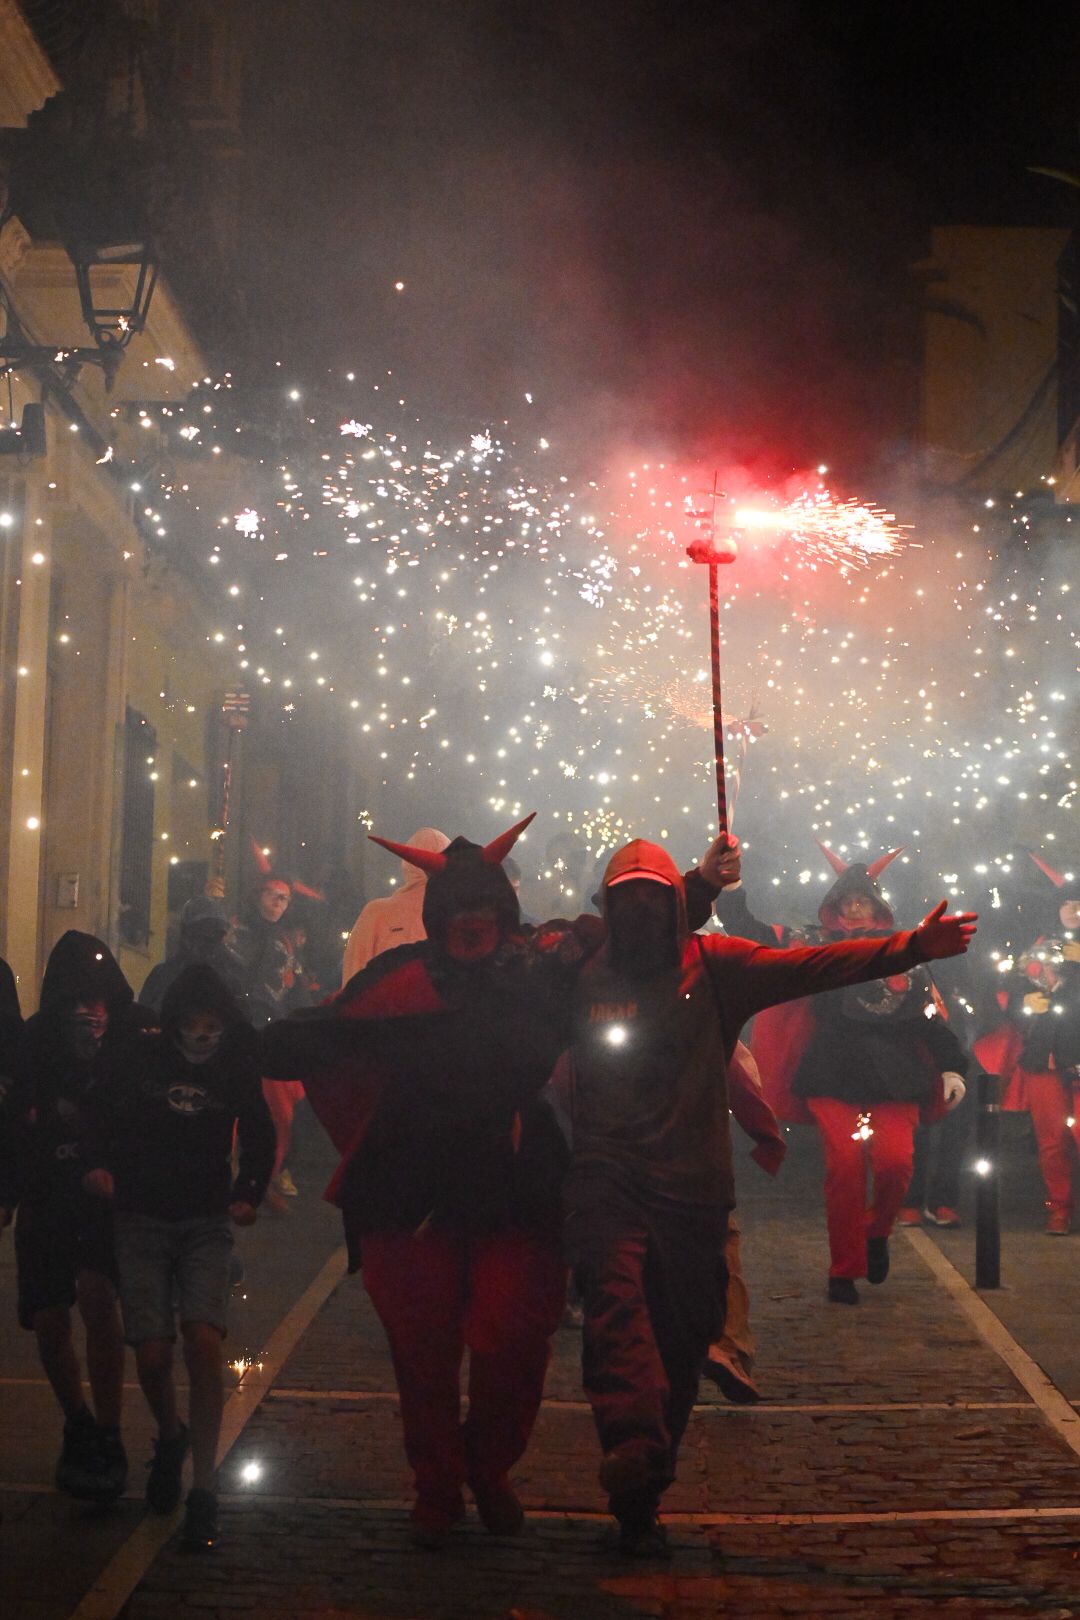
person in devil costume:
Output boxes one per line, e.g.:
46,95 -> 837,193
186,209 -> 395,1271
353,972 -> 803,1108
716,845 -> 971,1305
260,814 -> 733,1550
974,852 -> 1080,1234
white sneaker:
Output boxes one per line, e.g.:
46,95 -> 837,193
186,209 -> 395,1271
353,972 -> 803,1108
275,1168 -> 299,1197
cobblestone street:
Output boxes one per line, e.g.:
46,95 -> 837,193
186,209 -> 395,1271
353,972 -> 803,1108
7,1123 -> 1080,1618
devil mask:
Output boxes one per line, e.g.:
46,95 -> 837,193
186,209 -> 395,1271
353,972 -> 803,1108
369,813 -> 534,956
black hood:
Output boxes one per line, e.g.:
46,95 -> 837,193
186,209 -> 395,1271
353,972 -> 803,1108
39,932 -> 133,1017
159,964 -> 245,1036
421,836 -> 521,946
179,897 -> 229,940
0,956 -> 20,1024
818,865 -> 894,931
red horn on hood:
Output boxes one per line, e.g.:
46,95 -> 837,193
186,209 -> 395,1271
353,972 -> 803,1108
817,841 -> 849,876
481,812 -> 536,866
291,880 -> 326,902
866,846 -> 906,881
368,834 -> 449,875
250,838 -> 272,876
1028,851 -> 1066,888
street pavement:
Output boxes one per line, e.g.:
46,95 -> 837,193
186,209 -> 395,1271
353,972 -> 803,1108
5,1108 -> 1080,1618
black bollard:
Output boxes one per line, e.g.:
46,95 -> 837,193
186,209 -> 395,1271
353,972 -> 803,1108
974,1071 -> 1001,1289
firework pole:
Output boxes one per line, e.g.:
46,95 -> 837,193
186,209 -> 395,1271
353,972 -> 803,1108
687,472 -> 738,836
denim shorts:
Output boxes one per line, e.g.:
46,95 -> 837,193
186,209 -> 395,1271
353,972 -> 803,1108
113,1212 -> 233,1343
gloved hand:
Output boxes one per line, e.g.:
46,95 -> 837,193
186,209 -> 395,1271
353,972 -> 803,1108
942,1073 -> 966,1111
1023,991 -> 1050,1016
700,833 -> 741,890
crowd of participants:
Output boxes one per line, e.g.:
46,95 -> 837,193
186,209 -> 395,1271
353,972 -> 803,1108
2,810 -> 1078,1560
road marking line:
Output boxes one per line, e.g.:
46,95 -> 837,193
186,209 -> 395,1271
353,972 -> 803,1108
207,1492 -> 1080,1528
904,1227 -> 1080,1460
66,1244 -> 347,1620
264,1387 -> 1033,1415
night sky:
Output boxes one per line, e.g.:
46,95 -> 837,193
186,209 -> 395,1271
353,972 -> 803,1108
235,1 -> 1080,476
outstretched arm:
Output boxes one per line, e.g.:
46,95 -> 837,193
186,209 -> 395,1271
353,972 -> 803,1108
707,900 -> 978,1029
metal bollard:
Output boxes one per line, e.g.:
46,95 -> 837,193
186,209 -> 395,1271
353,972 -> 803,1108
973,1071 -> 1001,1289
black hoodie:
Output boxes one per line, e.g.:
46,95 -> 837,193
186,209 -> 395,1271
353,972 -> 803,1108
0,933 -> 149,1210
86,964 -> 274,1220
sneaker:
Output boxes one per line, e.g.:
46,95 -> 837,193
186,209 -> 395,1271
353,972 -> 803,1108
95,1426 -> 128,1501
470,1476 -> 524,1536
827,1277 -> 859,1305
866,1236 -> 890,1285
897,1207 -> 922,1227
275,1168 -> 299,1197
1045,1204 -> 1071,1236
617,1516 -> 672,1559
409,1496 -> 465,1551
145,1422 -> 190,1513
181,1486 -> 219,1551
925,1206 -> 961,1229
56,1410 -> 113,1500
703,1352 -> 761,1404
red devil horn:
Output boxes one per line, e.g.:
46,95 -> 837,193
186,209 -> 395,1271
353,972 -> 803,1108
1028,851 -> 1066,888
250,838 -> 272,876
291,880 -> 326,902
817,841 -> 848,876
481,812 -> 536,866
866,846 -> 906,881
368,834 -> 449,876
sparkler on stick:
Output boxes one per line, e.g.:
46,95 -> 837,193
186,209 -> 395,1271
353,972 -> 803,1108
687,473 -> 738,836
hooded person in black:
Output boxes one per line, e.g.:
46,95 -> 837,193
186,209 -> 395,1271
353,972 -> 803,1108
0,955 -> 22,1109
83,963 -> 273,1550
0,932 -> 149,1501
717,848 -> 970,1304
140,897 -> 247,1014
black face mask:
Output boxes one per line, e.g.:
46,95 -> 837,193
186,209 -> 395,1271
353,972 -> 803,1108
64,1011 -> 107,1060
607,899 -> 680,980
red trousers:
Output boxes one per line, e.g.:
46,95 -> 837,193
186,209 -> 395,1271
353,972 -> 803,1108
362,1227 -> 566,1515
1024,1070 -> 1080,1209
807,1098 -> 920,1279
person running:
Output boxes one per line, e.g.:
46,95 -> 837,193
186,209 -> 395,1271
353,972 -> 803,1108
563,838 -> 975,1553
82,964 -> 274,1549
0,933 -> 148,1501
717,846 -> 970,1304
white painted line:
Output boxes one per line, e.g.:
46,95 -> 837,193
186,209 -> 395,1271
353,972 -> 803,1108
66,1244 -> 348,1620
264,1387 -> 1033,1415
904,1227 -> 1080,1461
208,1492 -> 1080,1528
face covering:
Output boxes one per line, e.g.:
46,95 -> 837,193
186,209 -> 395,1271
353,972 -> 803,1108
178,1030 -> 223,1065
65,1010 -> 107,1061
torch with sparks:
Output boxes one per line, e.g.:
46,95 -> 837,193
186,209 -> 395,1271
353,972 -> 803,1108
687,473 -> 738,835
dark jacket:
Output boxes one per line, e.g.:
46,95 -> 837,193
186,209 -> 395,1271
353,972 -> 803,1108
717,884 -> 968,1107
0,933 -> 150,1211
141,898 -> 247,1014
566,842 -> 938,1213
86,965 -> 274,1221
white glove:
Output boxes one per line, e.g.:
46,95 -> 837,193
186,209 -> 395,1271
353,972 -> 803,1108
942,1073 -> 966,1111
